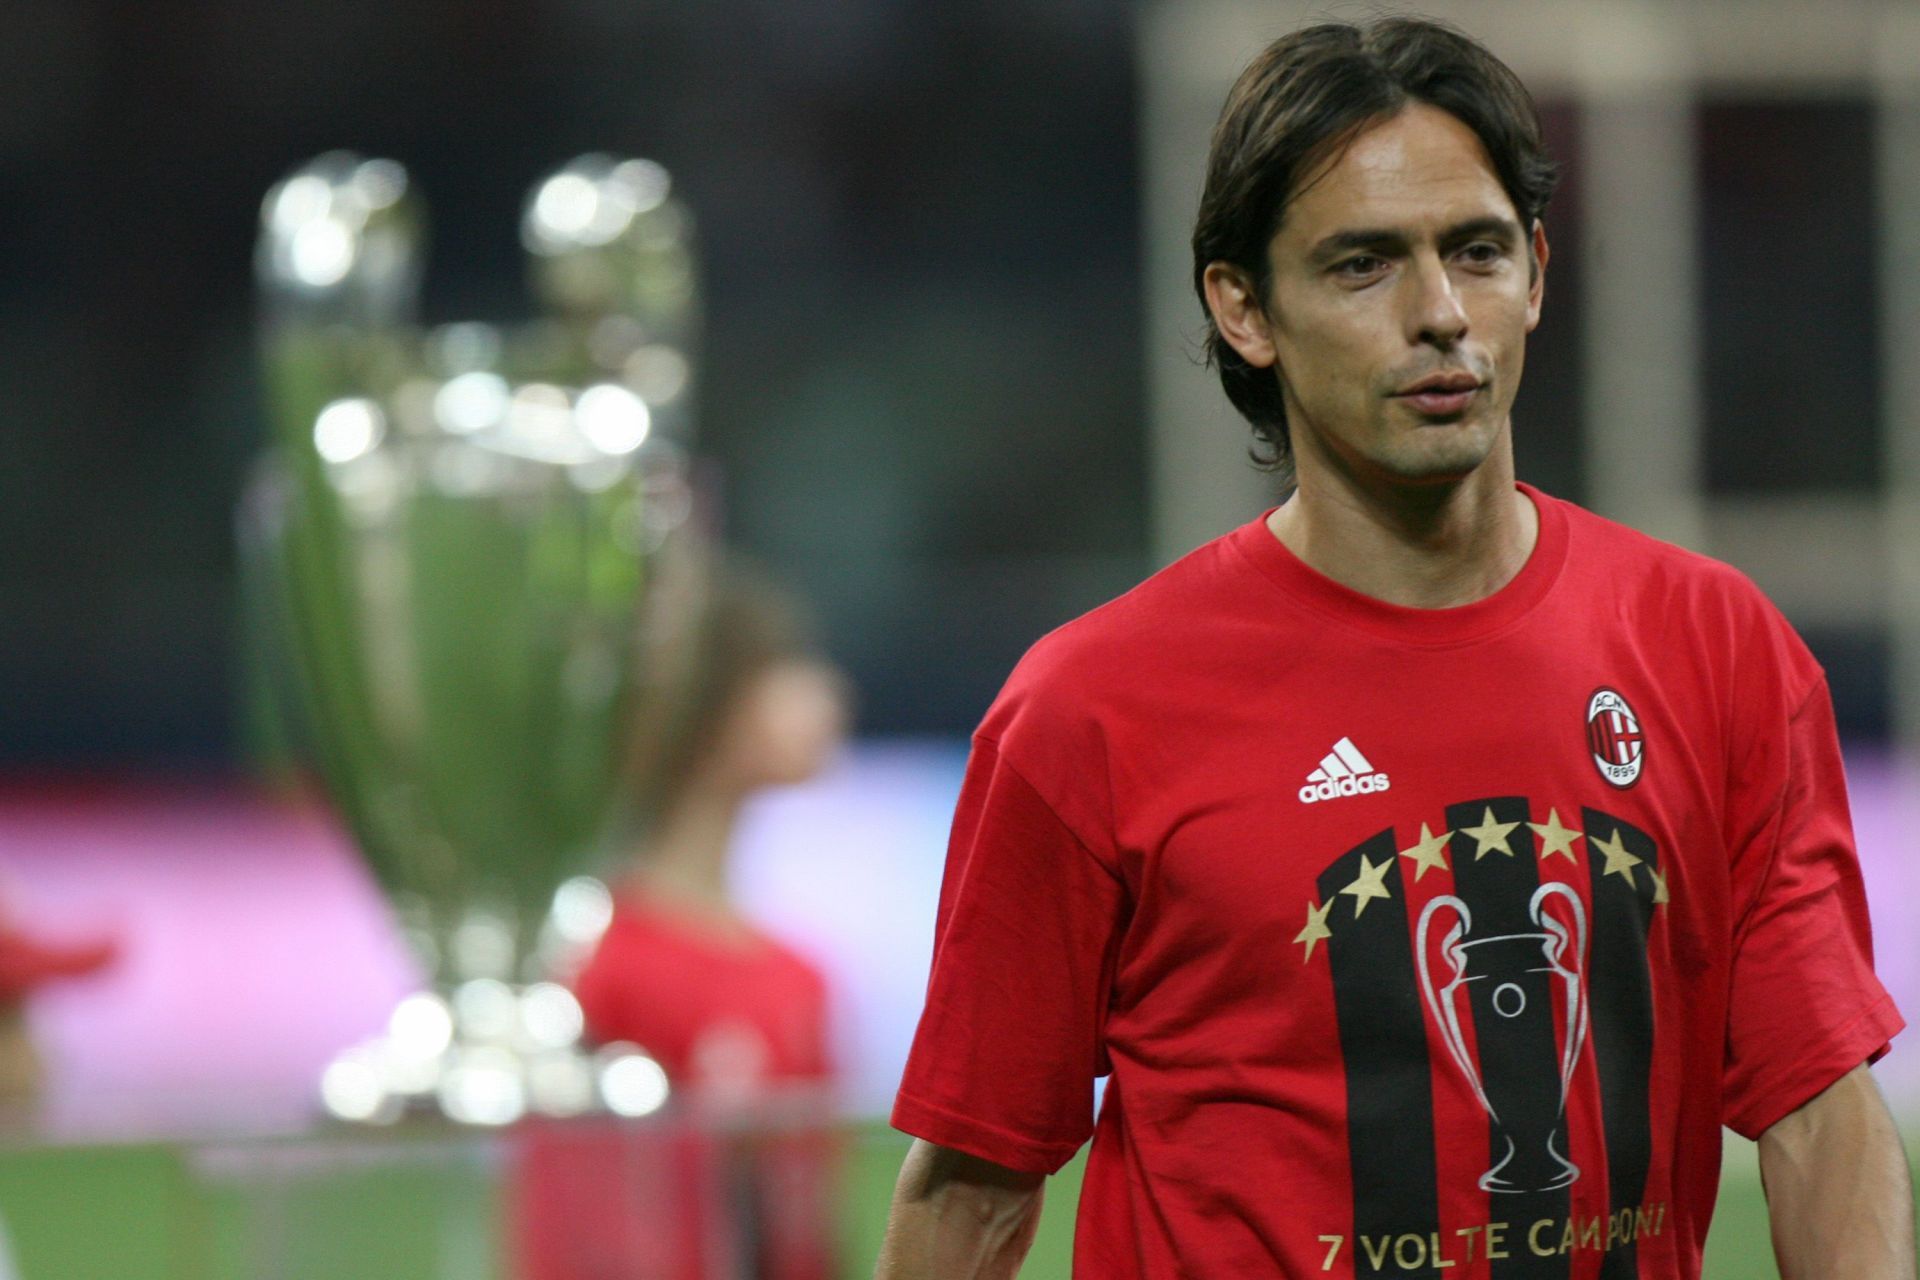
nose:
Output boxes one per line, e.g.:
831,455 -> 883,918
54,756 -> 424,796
1408,253 -> 1469,347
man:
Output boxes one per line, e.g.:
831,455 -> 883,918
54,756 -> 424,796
879,17 -> 1912,1279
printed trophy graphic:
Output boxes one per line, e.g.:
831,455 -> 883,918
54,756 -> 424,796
242,152 -> 708,1124
1416,882 -> 1590,1192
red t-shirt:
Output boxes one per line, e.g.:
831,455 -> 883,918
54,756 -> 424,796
513,895 -> 837,1280
892,485 -> 1902,1279
575,893 -> 834,1086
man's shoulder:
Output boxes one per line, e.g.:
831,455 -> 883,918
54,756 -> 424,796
1550,491 -> 1812,672
1554,492 -> 1774,611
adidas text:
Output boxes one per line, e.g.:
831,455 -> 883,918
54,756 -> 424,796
1298,773 -> 1391,804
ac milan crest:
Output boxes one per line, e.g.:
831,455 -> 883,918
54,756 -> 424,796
1587,688 -> 1644,788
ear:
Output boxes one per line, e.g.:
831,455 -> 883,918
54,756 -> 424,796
1525,219 -> 1549,333
1202,261 -> 1278,369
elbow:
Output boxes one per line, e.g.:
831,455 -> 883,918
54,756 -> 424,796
897,1138 -> 1047,1217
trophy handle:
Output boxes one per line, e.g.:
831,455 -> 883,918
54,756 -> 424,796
1529,882 -> 1590,1109
1415,895 -> 1493,1118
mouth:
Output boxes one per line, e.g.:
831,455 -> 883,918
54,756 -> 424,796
1392,374 -> 1483,418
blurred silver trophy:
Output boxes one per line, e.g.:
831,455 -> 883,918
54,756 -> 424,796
243,152 -> 708,1125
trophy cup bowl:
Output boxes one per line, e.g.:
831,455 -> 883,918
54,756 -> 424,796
243,152 -> 707,1125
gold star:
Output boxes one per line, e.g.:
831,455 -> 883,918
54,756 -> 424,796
1295,898 -> 1334,963
1460,806 -> 1521,860
1340,853 -> 1394,918
1592,828 -> 1643,885
1527,808 -> 1584,863
1648,866 -> 1670,905
1398,822 -> 1452,882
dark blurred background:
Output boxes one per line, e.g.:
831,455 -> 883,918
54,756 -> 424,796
0,0 -> 1148,764
0,0 -> 1897,765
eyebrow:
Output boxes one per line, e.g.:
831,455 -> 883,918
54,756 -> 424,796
1307,216 -> 1523,265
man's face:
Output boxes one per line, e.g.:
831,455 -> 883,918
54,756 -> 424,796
1211,103 -> 1547,488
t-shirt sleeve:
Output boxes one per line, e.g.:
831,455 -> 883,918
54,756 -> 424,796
1720,672 -> 1905,1139
890,731 -> 1129,1175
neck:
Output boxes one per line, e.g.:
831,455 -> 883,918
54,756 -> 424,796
1270,437 -> 1537,609
627,777 -> 742,914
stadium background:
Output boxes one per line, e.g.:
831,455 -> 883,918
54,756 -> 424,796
0,0 -> 1914,1274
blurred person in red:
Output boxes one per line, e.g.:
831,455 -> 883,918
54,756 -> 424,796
575,554 -> 849,1087
0,913 -> 115,1103
515,553 -> 852,1280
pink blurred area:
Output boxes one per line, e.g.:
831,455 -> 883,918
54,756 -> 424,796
1845,751 -> 1920,1106
0,742 -> 967,1136
0,775 -> 419,1138
0,742 -> 1915,1142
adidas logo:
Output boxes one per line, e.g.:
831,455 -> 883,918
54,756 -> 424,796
1298,736 -> 1391,804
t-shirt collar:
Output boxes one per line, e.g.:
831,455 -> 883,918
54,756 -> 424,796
1229,481 -> 1569,647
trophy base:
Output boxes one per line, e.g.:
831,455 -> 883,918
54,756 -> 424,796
320,985 -> 670,1127
1479,1131 -> 1580,1194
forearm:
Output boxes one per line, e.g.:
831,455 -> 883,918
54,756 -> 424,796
875,1139 -> 1046,1280
1758,1064 -> 1916,1279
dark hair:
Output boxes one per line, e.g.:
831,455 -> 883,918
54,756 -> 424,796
1192,17 -> 1559,475
622,551 -> 827,832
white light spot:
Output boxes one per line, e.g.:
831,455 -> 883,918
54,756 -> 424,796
269,174 -> 332,234
321,1053 -> 390,1123
453,978 -> 519,1042
625,345 -> 690,405
583,190 -> 637,246
500,383 -> 581,461
575,383 -> 651,455
352,158 -> 408,211
520,982 -> 586,1050
451,911 -> 516,981
533,173 -> 599,239
509,382 -> 571,423
433,370 -> 510,435
599,1050 -> 670,1118
381,1043 -> 443,1097
438,1048 -> 526,1126
313,398 -> 384,464
289,216 -> 355,287
611,159 -> 671,214
550,876 -> 614,945
388,992 -> 455,1061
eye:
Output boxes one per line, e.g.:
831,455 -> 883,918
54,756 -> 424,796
1333,254 -> 1386,279
1458,241 -> 1506,268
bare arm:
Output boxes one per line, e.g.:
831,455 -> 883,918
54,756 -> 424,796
874,1139 -> 1047,1280
1758,1061 -> 1916,1279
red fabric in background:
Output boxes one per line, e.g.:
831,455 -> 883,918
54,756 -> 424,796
0,930 -> 115,1004
575,894 -> 833,1086
512,1118 -> 719,1280
512,892 -> 838,1280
